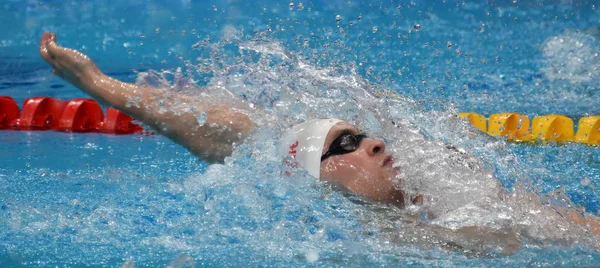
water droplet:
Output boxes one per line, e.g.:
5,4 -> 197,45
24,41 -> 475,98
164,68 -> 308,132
237,132 -> 243,139
297,3 -> 304,10
414,24 -> 421,31
446,41 -> 452,48
305,249 -> 319,262
158,100 -> 167,114
358,15 -> 362,21
372,26 -> 378,33
289,2 -> 294,10
197,112 -> 207,126
155,28 -> 160,33
212,5 -> 217,11
479,23 -> 485,32
335,15 -> 341,22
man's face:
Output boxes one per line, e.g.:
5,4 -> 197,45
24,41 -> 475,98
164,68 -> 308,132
319,122 -> 405,207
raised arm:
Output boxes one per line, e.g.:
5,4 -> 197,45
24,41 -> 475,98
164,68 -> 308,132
39,32 -> 256,163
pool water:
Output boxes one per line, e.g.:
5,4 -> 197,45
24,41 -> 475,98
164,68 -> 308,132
1,0 -> 600,267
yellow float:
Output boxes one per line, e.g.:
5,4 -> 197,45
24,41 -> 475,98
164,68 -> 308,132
459,113 -> 599,145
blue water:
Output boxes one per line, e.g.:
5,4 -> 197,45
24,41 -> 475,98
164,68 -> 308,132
1,0 -> 600,267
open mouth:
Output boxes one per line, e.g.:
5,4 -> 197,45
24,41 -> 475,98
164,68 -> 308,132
382,155 -> 394,167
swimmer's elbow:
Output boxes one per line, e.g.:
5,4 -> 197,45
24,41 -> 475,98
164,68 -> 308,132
182,108 -> 256,163
144,103 -> 257,163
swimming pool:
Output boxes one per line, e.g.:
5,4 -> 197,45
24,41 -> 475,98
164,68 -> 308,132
1,0 -> 600,266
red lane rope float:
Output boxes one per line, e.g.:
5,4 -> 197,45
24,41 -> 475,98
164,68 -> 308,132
0,96 -> 144,134
13,97 -> 66,130
0,96 -> 20,128
58,98 -> 103,132
103,107 -> 145,134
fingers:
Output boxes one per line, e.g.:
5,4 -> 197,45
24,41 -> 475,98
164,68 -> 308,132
39,32 -> 52,61
43,33 -> 81,61
39,32 -> 65,72
38,31 -> 95,81
40,32 -> 58,66
40,32 -> 53,49
46,39 -> 61,57
44,32 -> 60,58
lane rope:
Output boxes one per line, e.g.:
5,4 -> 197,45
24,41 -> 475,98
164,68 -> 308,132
459,112 -> 599,145
0,96 -> 148,135
1,96 -> 597,145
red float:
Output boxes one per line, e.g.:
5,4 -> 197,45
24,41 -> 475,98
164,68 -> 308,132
0,96 -> 20,129
1,95 -> 148,135
12,97 -> 66,130
57,98 -> 104,132
102,107 -> 144,134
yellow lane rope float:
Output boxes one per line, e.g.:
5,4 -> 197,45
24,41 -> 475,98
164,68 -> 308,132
377,93 -> 598,145
459,112 -> 600,145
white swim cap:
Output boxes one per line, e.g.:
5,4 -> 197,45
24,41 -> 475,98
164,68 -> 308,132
279,118 -> 343,179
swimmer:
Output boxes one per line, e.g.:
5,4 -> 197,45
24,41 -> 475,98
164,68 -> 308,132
39,32 -> 600,253
38,32 -> 407,207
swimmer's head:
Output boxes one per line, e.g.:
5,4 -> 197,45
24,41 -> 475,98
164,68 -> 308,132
279,118 -> 343,178
280,119 -> 406,207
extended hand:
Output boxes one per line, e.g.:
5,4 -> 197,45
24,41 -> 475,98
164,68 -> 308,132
39,32 -> 101,88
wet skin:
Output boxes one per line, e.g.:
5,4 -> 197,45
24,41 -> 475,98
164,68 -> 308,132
39,32 -> 407,207
38,33 -> 600,240
319,122 -> 407,207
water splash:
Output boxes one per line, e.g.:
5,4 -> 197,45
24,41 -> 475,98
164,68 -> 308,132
130,30 -> 600,257
2,1 -> 600,263
541,29 -> 600,84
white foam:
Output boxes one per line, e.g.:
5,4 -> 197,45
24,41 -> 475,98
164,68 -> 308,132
541,29 -> 600,84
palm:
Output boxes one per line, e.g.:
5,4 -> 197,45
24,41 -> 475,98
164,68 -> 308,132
39,32 -> 99,87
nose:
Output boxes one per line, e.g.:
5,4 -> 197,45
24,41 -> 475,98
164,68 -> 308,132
362,138 -> 385,156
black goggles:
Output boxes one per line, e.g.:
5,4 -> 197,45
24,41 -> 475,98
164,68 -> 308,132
321,133 -> 367,161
